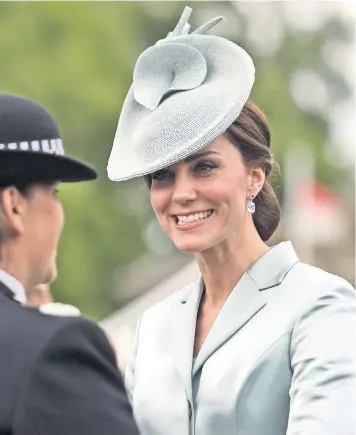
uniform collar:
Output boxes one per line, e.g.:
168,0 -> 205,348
0,269 -> 26,304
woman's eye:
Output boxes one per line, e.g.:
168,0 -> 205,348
194,161 -> 217,173
151,170 -> 172,183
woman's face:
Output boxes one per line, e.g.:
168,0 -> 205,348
149,136 -> 264,253
1,182 -> 65,286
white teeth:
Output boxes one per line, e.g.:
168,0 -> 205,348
177,210 -> 213,225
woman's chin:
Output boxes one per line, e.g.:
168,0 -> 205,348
174,239 -> 212,254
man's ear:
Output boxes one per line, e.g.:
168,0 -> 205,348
0,187 -> 28,236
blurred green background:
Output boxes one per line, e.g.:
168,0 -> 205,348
1,1 -> 354,320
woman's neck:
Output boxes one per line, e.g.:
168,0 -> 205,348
195,229 -> 269,308
0,243 -> 31,290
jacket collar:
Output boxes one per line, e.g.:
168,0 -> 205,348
179,241 -> 299,305
0,269 -> 26,304
247,241 -> 299,290
169,241 -> 299,399
0,280 -> 20,303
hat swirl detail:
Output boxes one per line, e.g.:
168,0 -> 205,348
133,43 -> 207,111
132,7 -> 224,111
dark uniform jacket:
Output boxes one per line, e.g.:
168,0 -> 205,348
0,282 -> 140,435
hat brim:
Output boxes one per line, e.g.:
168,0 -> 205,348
107,34 -> 255,182
0,151 -> 97,187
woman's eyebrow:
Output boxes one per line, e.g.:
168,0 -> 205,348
184,151 -> 220,163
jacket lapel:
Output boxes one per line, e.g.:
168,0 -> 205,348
192,272 -> 266,376
168,241 -> 300,391
192,241 -> 299,375
169,279 -> 203,402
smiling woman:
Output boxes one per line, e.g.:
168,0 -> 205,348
107,6 -> 355,435
145,100 -> 280,253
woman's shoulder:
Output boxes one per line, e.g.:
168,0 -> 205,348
292,261 -> 353,288
286,261 -> 355,307
140,280 -> 197,324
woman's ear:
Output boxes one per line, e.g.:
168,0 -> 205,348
247,166 -> 265,197
0,187 -> 27,236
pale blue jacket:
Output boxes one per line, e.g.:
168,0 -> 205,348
126,242 -> 356,435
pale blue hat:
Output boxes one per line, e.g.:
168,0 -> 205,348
107,6 -> 255,181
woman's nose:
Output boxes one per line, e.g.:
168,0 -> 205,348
172,173 -> 197,205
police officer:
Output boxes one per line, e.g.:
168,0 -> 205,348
0,93 -> 139,435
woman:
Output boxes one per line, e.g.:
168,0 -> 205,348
0,93 -> 139,435
107,7 -> 355,435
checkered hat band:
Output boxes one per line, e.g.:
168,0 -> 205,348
0,138 -> 64,156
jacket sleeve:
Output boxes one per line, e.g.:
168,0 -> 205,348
12,317 -> 140,435
287,278 -> 356,435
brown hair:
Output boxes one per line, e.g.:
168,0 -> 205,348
144,100 -> 281,242
225,100 -> 281,241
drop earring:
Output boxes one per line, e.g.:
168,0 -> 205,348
247,194 -> 255,214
